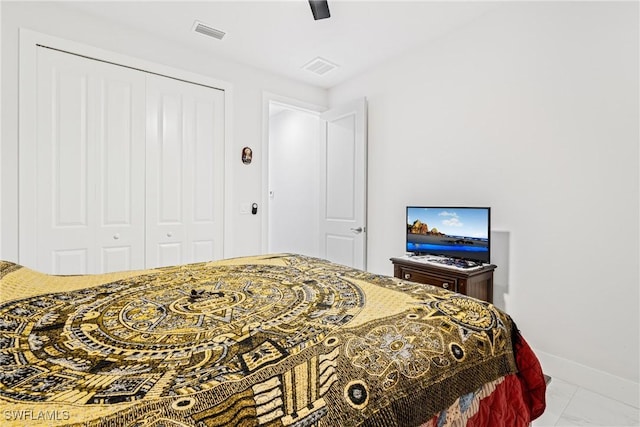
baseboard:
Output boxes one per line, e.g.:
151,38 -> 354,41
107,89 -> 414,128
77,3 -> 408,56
534,349 -> 639,409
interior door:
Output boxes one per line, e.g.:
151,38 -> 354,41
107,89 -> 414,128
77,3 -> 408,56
33,47 -> 146,274
319,98 -> 368,269
145,75 -> 225,268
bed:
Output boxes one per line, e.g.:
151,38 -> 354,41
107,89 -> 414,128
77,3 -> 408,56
0,253 -> 546,426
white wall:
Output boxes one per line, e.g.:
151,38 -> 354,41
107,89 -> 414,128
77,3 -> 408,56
0,1 -> 327,261
330,2 -> 639,404
268,108 -> 320,257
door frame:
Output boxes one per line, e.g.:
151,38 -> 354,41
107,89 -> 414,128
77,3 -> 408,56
18,29 -> 234,265
260,92 -> 325,254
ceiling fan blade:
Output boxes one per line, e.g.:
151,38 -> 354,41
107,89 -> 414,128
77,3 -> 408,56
309,0 -> 331,20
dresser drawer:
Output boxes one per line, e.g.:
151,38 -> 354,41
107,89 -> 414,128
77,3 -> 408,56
398,267 -> 457,291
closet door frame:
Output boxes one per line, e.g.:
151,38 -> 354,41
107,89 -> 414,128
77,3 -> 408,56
18,29 -> 233,268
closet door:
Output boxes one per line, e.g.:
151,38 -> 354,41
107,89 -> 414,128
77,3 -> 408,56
34,47 -> 146,274
145,75 -> 225,268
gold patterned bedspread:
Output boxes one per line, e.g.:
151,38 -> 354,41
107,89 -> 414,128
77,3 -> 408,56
0,254 -> 517,426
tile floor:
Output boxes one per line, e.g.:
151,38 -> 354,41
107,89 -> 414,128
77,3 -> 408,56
532,377 -> 639,426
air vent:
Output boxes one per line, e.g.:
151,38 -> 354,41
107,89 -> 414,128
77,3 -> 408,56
302,57 -> 339,75
193,21 -> 226,40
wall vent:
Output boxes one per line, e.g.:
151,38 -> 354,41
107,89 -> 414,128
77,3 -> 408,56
193,21 -> 226,40
302,57 -> 339,75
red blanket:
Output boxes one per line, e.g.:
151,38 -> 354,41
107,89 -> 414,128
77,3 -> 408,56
423,335 -> 546,426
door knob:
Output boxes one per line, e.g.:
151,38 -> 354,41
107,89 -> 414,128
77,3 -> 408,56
350,227 -> 363,234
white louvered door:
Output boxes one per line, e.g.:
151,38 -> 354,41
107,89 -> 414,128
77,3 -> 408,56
28,47 -> 224,274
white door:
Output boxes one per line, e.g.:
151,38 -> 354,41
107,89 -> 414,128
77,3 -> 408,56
145,75 -> 225,268
33,47 -> 146,274
25,47 -> 225,274
319,98 -> 368,269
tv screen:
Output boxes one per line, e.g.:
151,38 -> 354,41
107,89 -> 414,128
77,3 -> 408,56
406,206 -> 491,264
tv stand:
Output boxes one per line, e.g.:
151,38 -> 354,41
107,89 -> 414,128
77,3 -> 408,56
391,256 -> 496,303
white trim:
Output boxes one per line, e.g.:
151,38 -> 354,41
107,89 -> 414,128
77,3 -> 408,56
18,28 -> 234,263
260,92 -> 325,255
535,348 -> 639,409
20,29 -> 232,92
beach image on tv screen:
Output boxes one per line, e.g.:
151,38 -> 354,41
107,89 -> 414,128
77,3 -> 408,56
406,207 -> 489,262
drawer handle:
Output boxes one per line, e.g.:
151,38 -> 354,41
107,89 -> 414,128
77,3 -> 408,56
404,273 -> 411,280
442,282 -> 449,289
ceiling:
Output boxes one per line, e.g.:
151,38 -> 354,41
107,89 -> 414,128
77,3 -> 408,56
59,1 -> 500,89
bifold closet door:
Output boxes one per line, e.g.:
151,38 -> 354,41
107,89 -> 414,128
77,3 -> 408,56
30,47 -> 225,274
145,75 -> 225,268
34,47 -> 146,274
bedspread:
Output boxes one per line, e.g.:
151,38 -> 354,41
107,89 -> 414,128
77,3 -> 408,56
0,254 -> 544,426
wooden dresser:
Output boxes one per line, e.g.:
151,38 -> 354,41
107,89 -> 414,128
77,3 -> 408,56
391,257 -> 496,303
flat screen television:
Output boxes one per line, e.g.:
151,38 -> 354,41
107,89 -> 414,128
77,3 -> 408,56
406,206 -> 491,264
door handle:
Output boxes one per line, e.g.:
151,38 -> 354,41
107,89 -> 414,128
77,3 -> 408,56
350,227 -> 364,234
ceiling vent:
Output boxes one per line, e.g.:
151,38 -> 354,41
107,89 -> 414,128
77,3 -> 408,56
302,57 -> 339,76
193,21 -> 226,40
